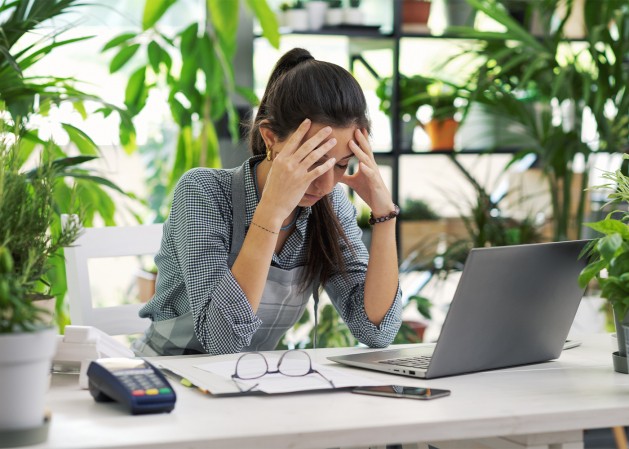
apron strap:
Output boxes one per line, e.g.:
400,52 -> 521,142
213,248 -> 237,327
229,164 -> 248,266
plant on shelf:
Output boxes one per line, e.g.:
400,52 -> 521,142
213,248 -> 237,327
0,129 -> 81,436
448,0 -> 629,240
401,198 -> 440,221
377,74 -> 462,151
376,74 -> 428,150
405,76 -> 461,151
578,155 -> 629,373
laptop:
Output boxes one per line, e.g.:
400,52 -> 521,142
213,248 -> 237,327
328,240 -> 590,379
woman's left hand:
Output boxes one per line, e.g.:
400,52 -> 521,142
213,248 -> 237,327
341,129 -> 395,216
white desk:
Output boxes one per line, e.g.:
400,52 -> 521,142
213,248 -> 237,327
28,334 -> 629,449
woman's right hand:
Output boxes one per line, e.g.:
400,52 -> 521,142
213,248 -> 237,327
259,119 -> 337,220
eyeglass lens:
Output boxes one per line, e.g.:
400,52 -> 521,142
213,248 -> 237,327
277,350 -> 312,376
234,353 -> 269,379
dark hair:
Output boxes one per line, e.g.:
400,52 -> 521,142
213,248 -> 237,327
249,48 -> 370,289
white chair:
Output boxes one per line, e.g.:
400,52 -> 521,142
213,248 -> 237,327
64,223 -> 164,336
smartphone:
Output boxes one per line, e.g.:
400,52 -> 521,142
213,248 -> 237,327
352,385 -> 450,400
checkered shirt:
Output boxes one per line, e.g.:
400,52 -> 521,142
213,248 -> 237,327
138,156 -> 403,355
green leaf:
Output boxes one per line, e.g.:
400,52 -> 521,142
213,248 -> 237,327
159,46 -> 172,71
64,173 -> 126,195
597,233 -> 624,262
235,85 -> 259,105
61,123 -> 99,156
168,93 -> 191,127
609,252 -> 629,278
51,155 -> 99,171
199,34 -> 217,94
244,0 -> 280,49
147,41 -> 162,73
143,0 -> 177,30
72,101 -> 87,120
179,23 -> 199,59
578,259 -> 607,288
109,44 -> 141,73
203,120 -> 221,168
207,0 -> 240,60
102,32 -> 137,52
587,219 -> 629,239
125,67 -> 147,115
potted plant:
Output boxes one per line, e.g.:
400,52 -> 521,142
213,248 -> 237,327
0,135 -> 80,440
578,157 -> 629,373
325,0 -> 343,26
402,0 -> 432,32
376,74 -> 433,150
344,0 -> 363,25
406,77 -> 460,151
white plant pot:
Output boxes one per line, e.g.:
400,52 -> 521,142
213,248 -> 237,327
325,8 -> 343,26
306,1 -> 328,30
0,328 -> 58,431
343,7 -> 364,25
287,9 -> 309,31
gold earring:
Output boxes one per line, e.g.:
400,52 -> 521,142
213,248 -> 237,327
266,146 -> 272,161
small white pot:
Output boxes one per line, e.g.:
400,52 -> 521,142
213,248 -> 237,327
306,1 -> 328,30
0,328 -> 58,430
325,8 -> 343,26
343,7 -> 364,25
287,9 -> 309,31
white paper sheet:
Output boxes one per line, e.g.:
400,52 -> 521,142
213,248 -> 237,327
194,354 -> 386,394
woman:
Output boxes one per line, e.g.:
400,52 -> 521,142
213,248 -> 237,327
133,48 -> 402,356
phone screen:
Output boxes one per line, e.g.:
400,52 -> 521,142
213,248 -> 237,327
352,385 -> 450,400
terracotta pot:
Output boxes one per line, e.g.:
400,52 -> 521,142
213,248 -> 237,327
424,118 -> 458,151
402,0 -> 431,25
403,320 -> 427,341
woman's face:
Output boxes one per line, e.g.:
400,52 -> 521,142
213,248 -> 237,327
278,122 -> 357,207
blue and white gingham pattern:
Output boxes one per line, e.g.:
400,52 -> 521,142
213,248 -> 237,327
139,156 -> 403,355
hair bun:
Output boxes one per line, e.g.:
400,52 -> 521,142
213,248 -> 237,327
266,48 -> 314,87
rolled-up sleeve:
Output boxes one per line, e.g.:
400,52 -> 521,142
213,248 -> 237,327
323,188 -> 403,348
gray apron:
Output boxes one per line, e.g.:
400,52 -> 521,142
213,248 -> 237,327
133,164 -> 313,356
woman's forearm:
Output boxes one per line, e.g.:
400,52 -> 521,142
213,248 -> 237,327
230,204 -> 282,313
363,218 -> 399,325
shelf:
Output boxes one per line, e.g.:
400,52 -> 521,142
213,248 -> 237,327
373,148 -> 523,156
279,25 -> 393,39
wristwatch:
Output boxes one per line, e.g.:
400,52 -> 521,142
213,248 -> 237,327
368,204 -> 400,225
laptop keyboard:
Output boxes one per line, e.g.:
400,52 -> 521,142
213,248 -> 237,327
378,356 -> 432,369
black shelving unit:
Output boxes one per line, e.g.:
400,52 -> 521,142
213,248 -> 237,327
264,0 -> 524,255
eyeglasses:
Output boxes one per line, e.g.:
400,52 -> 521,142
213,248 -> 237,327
231,350 -> 336,393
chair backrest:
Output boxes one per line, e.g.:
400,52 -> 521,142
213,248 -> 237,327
64,224 -> 164,336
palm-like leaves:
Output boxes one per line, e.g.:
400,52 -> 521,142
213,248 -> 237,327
448,0 -> 629,241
